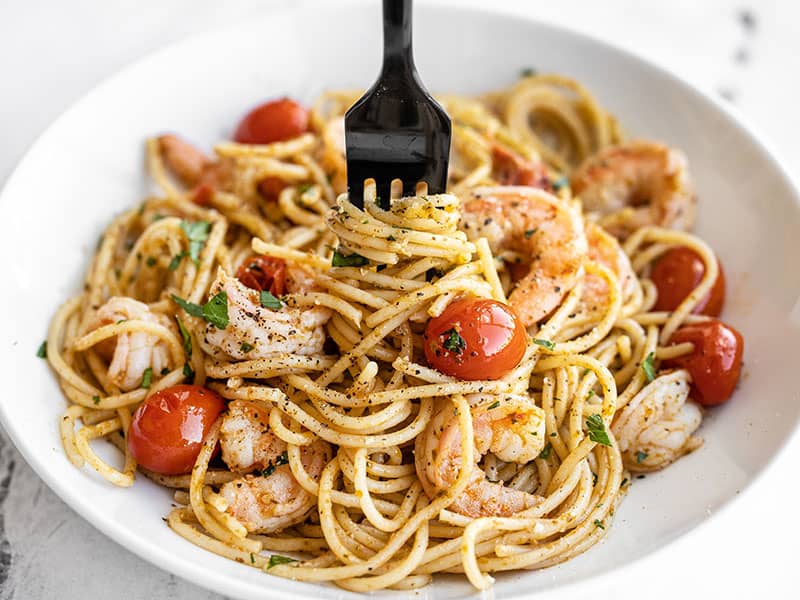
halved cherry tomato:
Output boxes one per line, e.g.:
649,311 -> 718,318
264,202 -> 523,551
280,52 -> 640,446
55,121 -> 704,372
127,385 -> 225,474
491,144 -> 549,189
423,298 -> 527,380
257,176 -> 286,202
651,247 -> 726,316
235,255 -> 287,296
233,98 -> 309,145
663,320 -> 743,407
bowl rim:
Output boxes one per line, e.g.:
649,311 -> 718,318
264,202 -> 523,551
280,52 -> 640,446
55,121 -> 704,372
1,1 -> 799,598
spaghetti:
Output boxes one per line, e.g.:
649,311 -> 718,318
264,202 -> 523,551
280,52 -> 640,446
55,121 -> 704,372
44,74 -> 742,591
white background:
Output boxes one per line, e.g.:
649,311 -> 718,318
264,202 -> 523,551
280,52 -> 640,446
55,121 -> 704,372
0,1 -> 798,598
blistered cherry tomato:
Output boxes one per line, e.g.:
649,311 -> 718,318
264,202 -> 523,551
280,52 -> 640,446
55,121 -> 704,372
651,247 -> 726,316
257,176 -> 286,202
233,98 -> 309,145
127,385 -> 225,474
423,298 -> 527,380
663,320 -> 743,406
235,255 -> 287,295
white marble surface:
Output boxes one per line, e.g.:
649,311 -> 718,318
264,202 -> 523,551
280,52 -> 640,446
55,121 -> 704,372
1,1 -> 799,598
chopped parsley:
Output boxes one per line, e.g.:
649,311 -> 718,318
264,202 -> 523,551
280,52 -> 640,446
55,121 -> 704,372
36,341 -> 47,359
176,317 -> 192,358
257,451 -> 290,477
183,362 -> 195,382
171,295 -> 203,318
179,220 -> 210,263
524,228 -> 537,239
259,290 -> 283,310
621,478 -> 629,488
552,175 -> 569,191
160,367 -> 170,376
266,555 -> 297,569
331,250 -> 369,267
250,553 -> 256,564
538,443 -> 552,460
141,367 -> 153,389
425,268 -> 445,282
171,292 -> 229,330
202,291 -> 229,329
593,519 -> 605,530
145,256 -> 157,267
92,395 -> 100,405
592,472 -> 598,487
586,389 -> 595,400
168,251 -> 187,271
442,328 -> 466,354
296,183 -> 313,195
635,450 -> 649,464
642,352 -> 656,382
520,67 -> 537,77
533,338 -> 555,351
487,400 -> 500,410
240,342 -> 255,353
585,414 -> 612,447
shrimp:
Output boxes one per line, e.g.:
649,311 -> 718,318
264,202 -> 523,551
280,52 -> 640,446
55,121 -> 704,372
460,186 -> 588,326
490,143 -> 551,189
201,267 -> 331,361
415,394 -> 546,517
219,400 -> 332,533
88,297 -> 170,391
583,222 -> 636,307
157,134 -> 231,195
571,140 -> 696,239
612,369 -> 703,472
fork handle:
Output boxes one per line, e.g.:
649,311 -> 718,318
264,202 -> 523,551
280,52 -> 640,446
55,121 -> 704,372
382,0 -> 414,77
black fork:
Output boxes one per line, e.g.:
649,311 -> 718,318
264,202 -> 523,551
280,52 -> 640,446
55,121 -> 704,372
345,0 -> 451,210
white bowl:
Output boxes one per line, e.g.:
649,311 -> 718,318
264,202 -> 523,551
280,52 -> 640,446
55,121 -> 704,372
2,2 -> 799,599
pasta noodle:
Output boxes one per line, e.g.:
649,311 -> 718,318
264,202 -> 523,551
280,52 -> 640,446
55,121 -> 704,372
43,74 -> 736,592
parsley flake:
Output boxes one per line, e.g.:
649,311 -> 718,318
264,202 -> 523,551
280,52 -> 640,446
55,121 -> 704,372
36,341 -> 47,359
585,414 -> 612,447
642,352 -> 656,382
168,251 -> 187,271
552,175 -> 569,191
533,338 -> 555,351
260,290 -> 283,310
141,367 -> 153,389
240,342 -> 255,353
176,317 -> 192,358
171,295 -> 203,318
442,328 -> 466,355
593,519 -> 605,530
635,450 -> 649,464
171,292 -> 229,330
267,555 -> 297,569
332,250 -> 369,267
146,256 -> 157,267
202,291 -> 229,329
250,553 -> 256,564
180,220 -> 210,264
538,443 -> 552,460
524,228 -> 537,239
183,362 -> 195,382
520,67 -> 537,77
487,400 -> 500,410
92,395 -> 100,405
